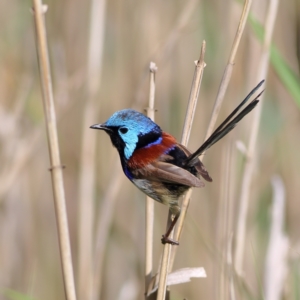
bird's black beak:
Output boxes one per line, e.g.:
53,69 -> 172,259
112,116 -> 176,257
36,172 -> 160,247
90,124 -> 112,132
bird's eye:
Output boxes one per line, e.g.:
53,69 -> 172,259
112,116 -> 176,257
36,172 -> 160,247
119,127 -> 128,134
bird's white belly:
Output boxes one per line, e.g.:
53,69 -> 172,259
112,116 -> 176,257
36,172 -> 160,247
132,179 -> 159,201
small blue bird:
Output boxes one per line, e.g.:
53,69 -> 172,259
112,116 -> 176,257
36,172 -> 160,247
90,81 -> 264,245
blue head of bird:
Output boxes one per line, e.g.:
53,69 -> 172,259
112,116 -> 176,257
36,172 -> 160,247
90,109 -> 163,161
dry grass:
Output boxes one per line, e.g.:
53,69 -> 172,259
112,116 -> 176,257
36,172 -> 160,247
0,0 -> 299,299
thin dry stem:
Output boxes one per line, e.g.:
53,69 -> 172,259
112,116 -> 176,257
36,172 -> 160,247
77,0 -> 107,298
227,233 -> 236,300
204,0 -> 253,141
234,0 -> 279,275
32,1 -> 76,300
218,145 -> 232,300
157,42 -> 206,300
156,243 -> 172,300
145,62 -> 158,294
78,2 -> 106,300
78,103 -> 96,300
264,175 -> 288,300
181,42 -> 207,146
169,41 -> 206,269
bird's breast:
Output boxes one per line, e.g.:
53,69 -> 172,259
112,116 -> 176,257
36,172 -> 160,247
127,132 -> 176,169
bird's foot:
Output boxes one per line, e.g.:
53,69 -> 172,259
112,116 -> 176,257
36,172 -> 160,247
161,235 -> 179,245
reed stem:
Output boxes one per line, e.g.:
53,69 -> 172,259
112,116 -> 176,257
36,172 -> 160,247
145,62 -> 158,295
32,1 -> 77,299
156,42 -> 206,300
234,0 -> 279,276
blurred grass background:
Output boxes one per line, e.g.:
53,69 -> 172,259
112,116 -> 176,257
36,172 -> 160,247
0,0 -> 300,299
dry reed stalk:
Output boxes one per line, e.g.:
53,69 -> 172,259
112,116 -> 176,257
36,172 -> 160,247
145,62 -> 158,294
227,233 -> 236,300
156,42 -> 206,300
217,144 -> 234,300
234,0 -> 279,276
32,1 -> 77,300
204,0 -> 253,141
167,43 -> 206,274
77,0 -> 106,298
156,242 -> 172,300
264,175 -> 288,300
180,42 -> 207,146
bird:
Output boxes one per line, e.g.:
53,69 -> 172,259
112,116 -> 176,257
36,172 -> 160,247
90,80 -> 264,245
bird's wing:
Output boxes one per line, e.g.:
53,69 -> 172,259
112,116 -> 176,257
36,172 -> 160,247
142,161 -> 205,187
176,144 -> 212,182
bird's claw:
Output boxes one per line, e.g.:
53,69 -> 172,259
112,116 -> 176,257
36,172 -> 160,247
161,235 -> 179,245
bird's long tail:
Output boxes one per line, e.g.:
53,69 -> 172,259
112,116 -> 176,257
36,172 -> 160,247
184,80 -> 265,167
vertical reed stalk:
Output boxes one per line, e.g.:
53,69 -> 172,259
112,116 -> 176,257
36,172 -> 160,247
169,42 -> 206,270
264,175 -> 288,300
32,1 -> 77,300
204,0 -> 253,141
234,0 -> 279,276
145,62 -> 158,295
156,242 -> 172,300
157,42 -> 206,300
218,145 -> 233,300
78,0 -> 106,298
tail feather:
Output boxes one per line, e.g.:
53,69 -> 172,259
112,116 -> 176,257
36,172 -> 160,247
185,80 -> 264,167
